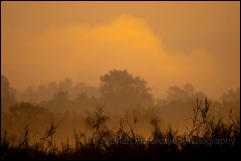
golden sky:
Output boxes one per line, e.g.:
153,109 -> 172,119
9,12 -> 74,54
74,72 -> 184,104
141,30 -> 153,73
1,1 -> 240,98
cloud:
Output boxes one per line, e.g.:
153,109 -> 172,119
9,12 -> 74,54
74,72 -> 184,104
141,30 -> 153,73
4,14 -> 223,98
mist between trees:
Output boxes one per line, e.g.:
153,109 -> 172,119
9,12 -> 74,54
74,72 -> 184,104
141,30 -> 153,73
1,69 -> 240,151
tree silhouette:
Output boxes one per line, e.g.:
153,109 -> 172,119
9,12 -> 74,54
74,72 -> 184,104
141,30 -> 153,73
166,83 -> 205,103
99,69 -> 154,113
1,75 -> 16,113
45,90 -> 70,113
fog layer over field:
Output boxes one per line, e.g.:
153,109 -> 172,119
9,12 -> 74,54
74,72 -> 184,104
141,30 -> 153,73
1,71 -> 240,145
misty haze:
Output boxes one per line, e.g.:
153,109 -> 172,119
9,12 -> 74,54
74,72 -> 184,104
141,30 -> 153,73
1,1 -> 240,160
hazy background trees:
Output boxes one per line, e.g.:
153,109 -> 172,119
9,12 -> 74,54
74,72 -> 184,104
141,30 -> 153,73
15,78 -> 99,104
1,69 -> 240,143
1,75 -> 16,113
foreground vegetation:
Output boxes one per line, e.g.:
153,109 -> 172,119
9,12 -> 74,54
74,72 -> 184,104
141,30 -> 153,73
1,98 -> 240,160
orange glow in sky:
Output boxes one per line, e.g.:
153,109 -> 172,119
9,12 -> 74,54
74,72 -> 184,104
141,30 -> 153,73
1,1 -> 240,98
